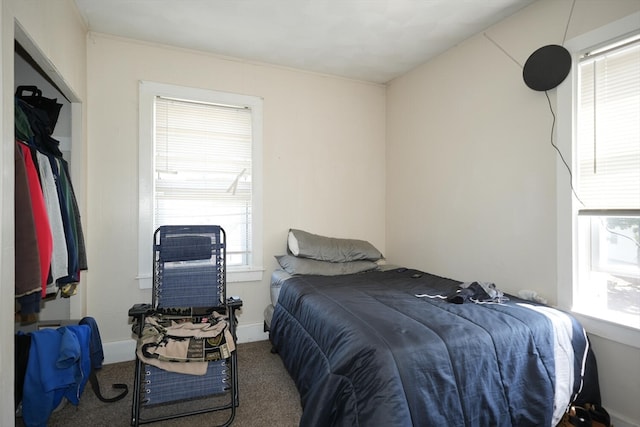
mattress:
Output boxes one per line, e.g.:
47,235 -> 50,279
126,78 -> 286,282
263,269 -> 292,331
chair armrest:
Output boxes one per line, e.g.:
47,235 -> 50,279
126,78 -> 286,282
226,297 -> 243,309
128,303 -> 153,318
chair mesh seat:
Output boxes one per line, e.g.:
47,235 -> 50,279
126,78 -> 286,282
143,360 -> 229,406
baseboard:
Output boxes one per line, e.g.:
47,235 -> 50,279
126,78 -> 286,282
103,339 -> 136,364
103,322 -> 269,365
236,321 -> 269,344
610,412 -> 639,427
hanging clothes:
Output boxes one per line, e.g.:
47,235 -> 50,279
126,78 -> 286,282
14,85 -> 87,308
15,97 -> 34,142
59,157 -> 88,272
18,142 -> 53,297
48,155 -> 78,283
35,150 -> 68,285
14,142 -> 42,313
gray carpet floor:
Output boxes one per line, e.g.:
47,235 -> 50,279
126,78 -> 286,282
16,340 -> 302,427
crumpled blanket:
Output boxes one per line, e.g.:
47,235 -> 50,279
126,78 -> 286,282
136,312 -> 234,375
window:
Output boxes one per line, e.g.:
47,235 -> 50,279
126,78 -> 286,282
574,34 -> 640,329
138,82 -> 263,288
555,17 -> 640,343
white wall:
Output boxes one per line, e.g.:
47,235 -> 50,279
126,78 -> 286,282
386,0 -> 640,425
1,1 -> 87,424
85,34 -> 386,350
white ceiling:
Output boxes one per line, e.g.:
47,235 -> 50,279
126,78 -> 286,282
73,0 -> 535,84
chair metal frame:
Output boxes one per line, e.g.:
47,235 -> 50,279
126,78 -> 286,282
129,225 -> 242,426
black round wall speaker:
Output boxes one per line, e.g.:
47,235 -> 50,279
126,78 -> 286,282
523,44 -> 571,91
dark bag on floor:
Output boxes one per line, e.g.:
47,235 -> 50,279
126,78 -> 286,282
559,406 -> 592,427
559,404 -> 611,427
584,403 -> 611,427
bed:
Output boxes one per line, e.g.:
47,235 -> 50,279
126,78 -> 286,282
267,230 -> 601,427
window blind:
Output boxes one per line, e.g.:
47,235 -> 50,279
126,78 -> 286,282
154,96 -> 253,262
577,37 -> 640,210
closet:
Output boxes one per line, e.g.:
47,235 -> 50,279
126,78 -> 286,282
14,40 -> 85,325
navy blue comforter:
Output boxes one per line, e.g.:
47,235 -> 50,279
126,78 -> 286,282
270,268 -> 593,427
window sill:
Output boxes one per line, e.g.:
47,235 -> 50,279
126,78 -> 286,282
227,267 -> 265,283
570,310 -> 640,350
137,266 -> 264,289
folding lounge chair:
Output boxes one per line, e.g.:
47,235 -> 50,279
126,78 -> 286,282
129,225 -> 242,426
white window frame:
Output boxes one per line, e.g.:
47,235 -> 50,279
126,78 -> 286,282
137,81 -> 264,289
557,11 -> 640,348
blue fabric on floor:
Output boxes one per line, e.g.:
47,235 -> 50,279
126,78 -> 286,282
22,325 -> 91,427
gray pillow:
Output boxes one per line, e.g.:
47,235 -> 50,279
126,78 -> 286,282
287,229 -> 383,262
275,255 -> 378,276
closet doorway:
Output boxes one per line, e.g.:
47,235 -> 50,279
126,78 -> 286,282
13,22 -> 86,324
